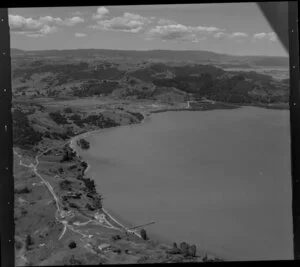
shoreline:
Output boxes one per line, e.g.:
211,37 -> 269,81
67,112 -> 150,238
69,112 -> 148,177
65,103 -> 289,261
16,102 -> 285,263
69,131 -> 225,261
148,102 -> 289,115
66,108 -> 230,260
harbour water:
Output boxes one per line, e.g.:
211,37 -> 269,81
78,107 -> 293,261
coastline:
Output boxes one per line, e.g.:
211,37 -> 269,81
65,103 -> 289,261
67,112 -> 151,238
16,103 -> 286,263
147,102 -> 289,115
67,108 -> 228,261
11,46 -> 290,265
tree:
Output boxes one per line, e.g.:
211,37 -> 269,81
68,241 -> 77,249
179,242 -> 189,256
15,239 -> 22,250
77,138 -> 90,150
169,242 -> 181,254
93,195 -> 102,209
25,234 -> 34,250
12,109 -> 42,149
61,149 -> 75,162
189,244 -> 197,257
140,229 -> 148,240
66,127 -> 74,137
49,111 -> 68,125
64,107 -> 73,113
85,203 -> 95,211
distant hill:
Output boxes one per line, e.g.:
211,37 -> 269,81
10,48 -> 289,68
11,48 -> 26,55
251,57 -> 289,67
10,51 -> 289,105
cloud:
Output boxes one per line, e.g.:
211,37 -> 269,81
22,25 -> 58,37
40,25 -> 57,34
195,26 -> 221,32
9,14 -> 43,31
253,32 -> 277,42
213,32 -> 228,39
75,32 -> 87,37
229,32 -> 249,38
89,12 -> 153,33
212,31 -> 249,42
88,9 -> 243,45
146,24 -> 191,41
39,16 -> 84,26
227,32 -> 249,43
9,14 -> 84,37
62,16 -> 84,26
157,18 -> 177,25
254,33 -> 266,39
145,23 -> 222,42
89,9 -> 223,42
92,6 -> 109,20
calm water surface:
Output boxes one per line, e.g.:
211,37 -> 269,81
78,107 -> 292,261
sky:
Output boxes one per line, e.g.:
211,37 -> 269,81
8,3 -> 288,57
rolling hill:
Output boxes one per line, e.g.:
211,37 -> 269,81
10,48 -> 289,68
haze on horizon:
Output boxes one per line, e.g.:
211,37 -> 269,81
8,3 -> 288,57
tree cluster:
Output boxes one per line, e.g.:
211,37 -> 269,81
167,242 -> 197,257
49,111 -> 69,125
12,109 -> 42,149
77,138 -> 90,150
